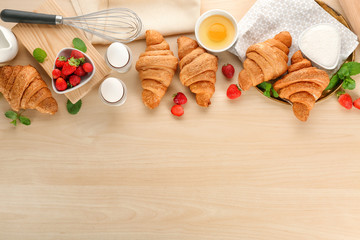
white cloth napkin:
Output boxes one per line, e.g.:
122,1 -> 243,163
230,0 -> 359,74
71,0 -> 200,44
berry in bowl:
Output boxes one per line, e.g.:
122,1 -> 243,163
52,48 -> 95,94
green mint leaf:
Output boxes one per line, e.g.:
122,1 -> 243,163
33,48 -> 47,63
325,74 -> 340,91
72,38 -> 87,53
19,115 -> 31,126
5,110 -> 18,120
67,99 -> 82,115
344,62 -> 360,76
10,119 -> 17,126
338,65 -> 349,79
342,77 -> 356,90
271,88 -> 279,98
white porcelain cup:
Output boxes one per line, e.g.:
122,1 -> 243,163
195,9 -> 239,53
0,26 -> 18,63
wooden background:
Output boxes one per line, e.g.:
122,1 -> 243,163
1,0 -> 360,239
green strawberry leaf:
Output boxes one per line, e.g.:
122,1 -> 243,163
58,56 -> 67,61
19,115 -> 31,126
33,48 -> 47,63
68,57 -> 81,67
342,77 -> 356,90
10,119 -> 17,126
336,90 -> 345,98
67,99 -> 82,115
325,74 -> 340,91
344,62 -> 360,76
72,38 -> 87,53
5,110 -> 18,120
263,90 -> 271,98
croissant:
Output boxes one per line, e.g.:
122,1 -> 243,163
0,65 -> 58,115
273,51 -> 330,122
135,30 -> 178,109
238,31 -> 292,91
177,36 -> 218,107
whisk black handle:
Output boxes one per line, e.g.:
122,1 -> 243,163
0,9 -> 61,25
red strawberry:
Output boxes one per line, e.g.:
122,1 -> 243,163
353,97 -> 360,109
222,64 -> 235,79
52,69 -> 61,79
171,104 -> 184,117
226,84 -> 242,99
55,77 -> 67,91
173,92 -> 187,105
70,50 -> 85,60
74,65 -> 86,77
55,56 -> 67,68
82,62 -> 93,73
338,93 -> 352,109
69,75 -> 81,87
62,58 -> 79,76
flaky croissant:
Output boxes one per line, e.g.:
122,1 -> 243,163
273,51 -> 330,122
135,30 -> 178,109
177,36 -> 218,107
238,31 -> 292,91
0,65 -> 58,115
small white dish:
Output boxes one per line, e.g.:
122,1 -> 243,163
52,48 -> 96,94
0,26 -> 18,63
99,77 -> 127,106
195,9 -> 238,53
298,23 -> 341,70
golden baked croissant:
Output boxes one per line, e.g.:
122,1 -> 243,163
135,30 -> 178,109
177,36 -> 218,107
273,51 -> 330,122
238,31 -> 292,91
0,65 -> 58,115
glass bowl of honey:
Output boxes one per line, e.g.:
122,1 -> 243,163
195,9 -> 238,53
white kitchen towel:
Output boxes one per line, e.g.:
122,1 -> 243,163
230,0 -> 359,74
71,0 -> 201,44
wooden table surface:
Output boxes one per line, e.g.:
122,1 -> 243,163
1,0 -> 360,239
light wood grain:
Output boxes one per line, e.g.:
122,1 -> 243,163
1,0 -> 360,240
11,0 -> 111,103
339,0 -> 360,39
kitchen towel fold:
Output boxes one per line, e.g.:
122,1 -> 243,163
71,0 -> 201,44
230,0 -> 359,75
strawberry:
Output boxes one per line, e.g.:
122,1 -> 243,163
173,92 -> 187,105
171,104 -> 184,117
226,84 -> 242,99
82,62 -> 93,73
62,58 -> 79,76
69,75 -> 81,87
55,56 -> 67,68
55,77 -> 67,91
70,50 -> 85,60
338,92 -> 352,109
74,65 -> 86,77
52,69 -> 61,79
353,97 -> 360,110
222,64 -> 235,79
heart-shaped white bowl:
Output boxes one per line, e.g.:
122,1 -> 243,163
52,47 -> 96,94
298,23 -> 341,70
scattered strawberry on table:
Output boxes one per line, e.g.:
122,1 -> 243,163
353,97 -> 360,110
337,91 -> 352,110
171,92 -> 187,117
53,50 -> 93,91
222,64 -> 235,79
226,84 -> 242,99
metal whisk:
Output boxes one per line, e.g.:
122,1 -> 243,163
0,8 -> 142,43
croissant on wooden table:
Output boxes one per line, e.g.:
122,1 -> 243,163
136,30 -> 178,109
238,31 -> 292,91
0,65 -> 58,115
273,51 -> 330,122
177,36 -> 218,107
